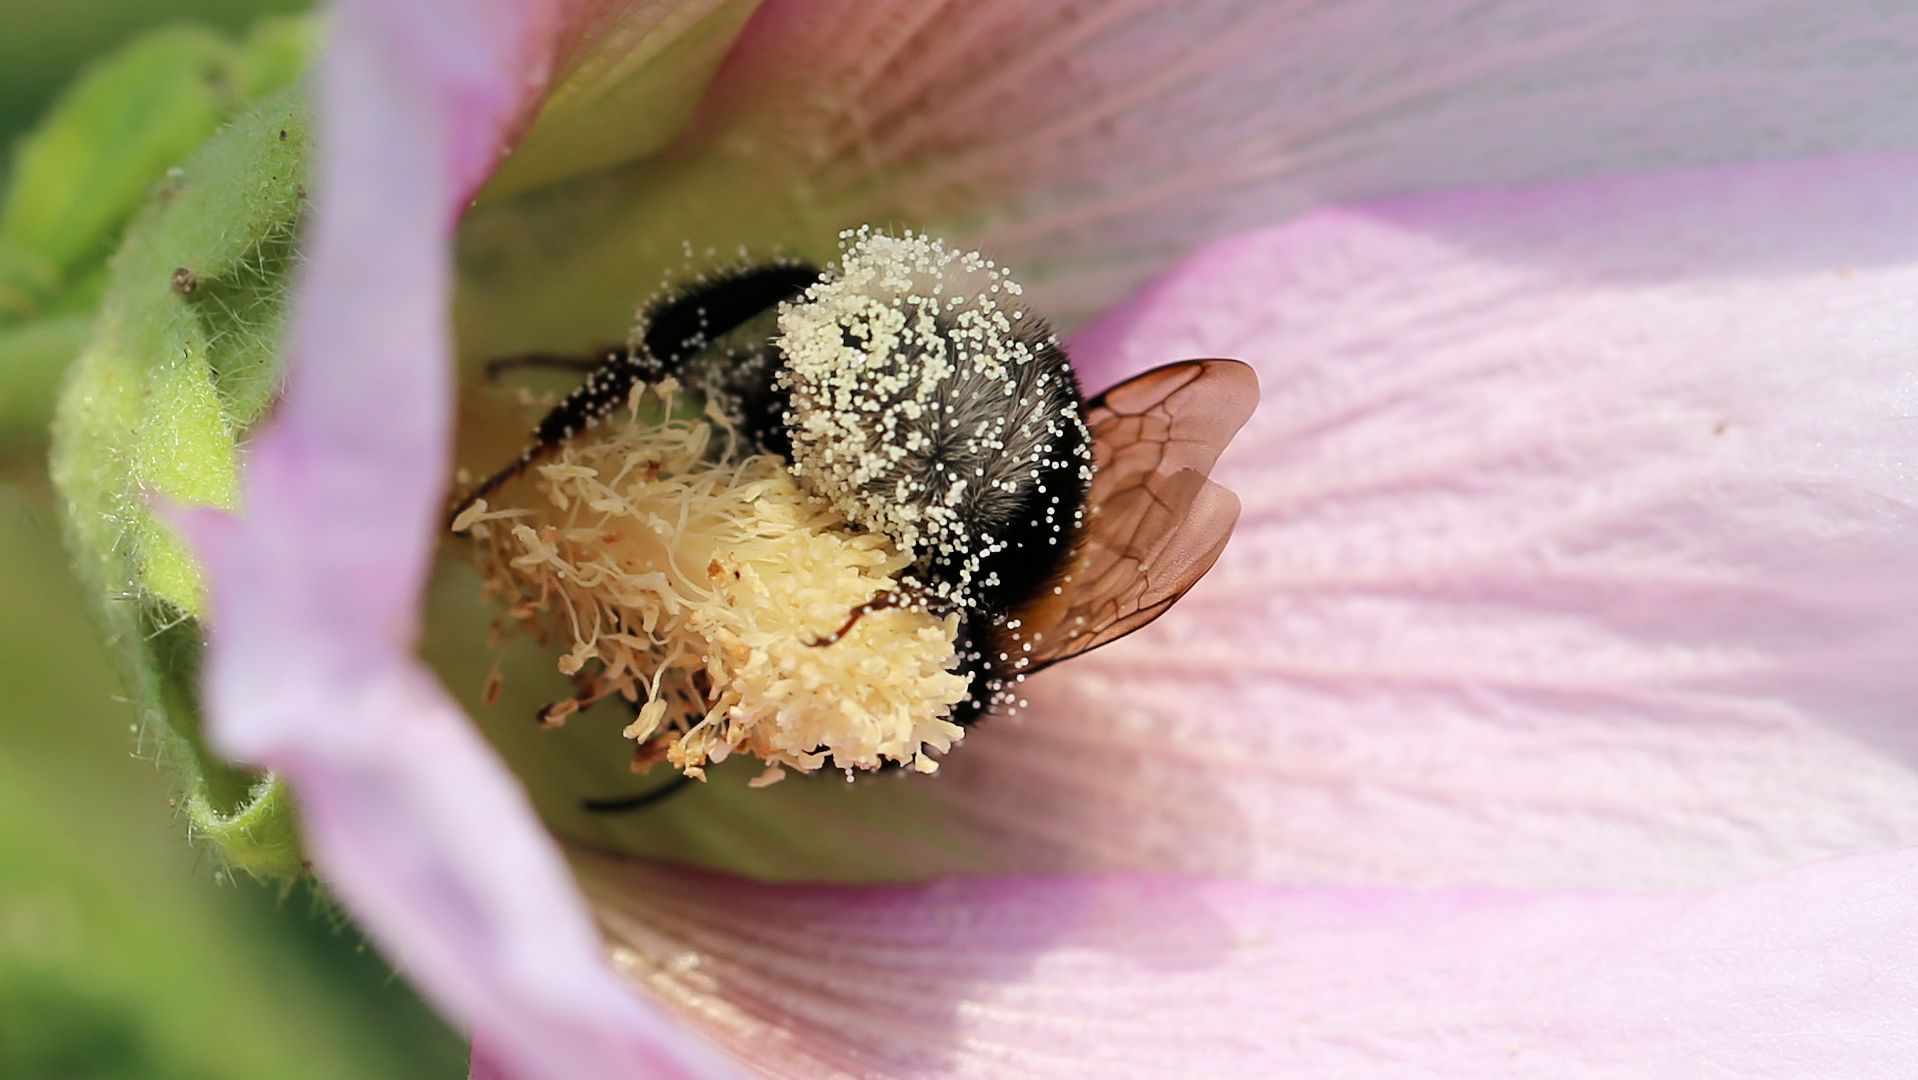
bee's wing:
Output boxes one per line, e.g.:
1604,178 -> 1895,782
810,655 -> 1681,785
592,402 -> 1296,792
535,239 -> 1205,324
1009,358 -> 1258,672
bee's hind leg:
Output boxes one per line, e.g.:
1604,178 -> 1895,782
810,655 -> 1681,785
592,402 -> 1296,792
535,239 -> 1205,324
580,775 -> 694,813
447,348 -> 660,530
808,584 -> 955,647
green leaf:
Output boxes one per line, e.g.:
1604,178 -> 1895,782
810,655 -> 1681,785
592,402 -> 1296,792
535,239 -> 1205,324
0,19 -> 316,320
2,26 -> 231,290
50,87 -> 312,879
0,17 -> 317,455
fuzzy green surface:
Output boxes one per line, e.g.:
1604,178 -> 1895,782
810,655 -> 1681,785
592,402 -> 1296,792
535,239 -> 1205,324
0,483 -> 466,1079
47,73 -> 312,876
0,19 -> 310,444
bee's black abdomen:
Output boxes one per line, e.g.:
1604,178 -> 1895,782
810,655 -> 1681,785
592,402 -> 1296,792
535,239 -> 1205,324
952,329 -> 1091,604
948,615 -> 994,728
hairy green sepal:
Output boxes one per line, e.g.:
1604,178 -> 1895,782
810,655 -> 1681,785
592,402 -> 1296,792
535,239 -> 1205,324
49,80 -> 313,879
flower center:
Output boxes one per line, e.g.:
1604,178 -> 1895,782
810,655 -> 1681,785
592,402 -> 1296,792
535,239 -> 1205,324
457,380 -> 970,784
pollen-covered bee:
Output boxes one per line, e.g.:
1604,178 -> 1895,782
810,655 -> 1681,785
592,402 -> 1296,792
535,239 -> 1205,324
451,231 -> 1255,791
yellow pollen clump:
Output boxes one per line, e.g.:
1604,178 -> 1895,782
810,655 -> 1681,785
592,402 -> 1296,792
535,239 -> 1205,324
461,382 -> 968,778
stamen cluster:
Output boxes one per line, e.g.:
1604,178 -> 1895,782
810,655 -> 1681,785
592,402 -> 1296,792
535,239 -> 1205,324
459,382 -> 969,779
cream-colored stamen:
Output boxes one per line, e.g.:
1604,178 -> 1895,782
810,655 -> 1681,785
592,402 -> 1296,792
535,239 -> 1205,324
468,382 -> 968,778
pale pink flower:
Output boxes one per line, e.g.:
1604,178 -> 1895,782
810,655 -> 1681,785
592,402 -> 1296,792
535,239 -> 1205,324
184,2 -> 1918,1077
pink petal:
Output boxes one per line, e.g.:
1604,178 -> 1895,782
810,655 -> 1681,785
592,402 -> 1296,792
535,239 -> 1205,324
575,849 -> 1918,1077
699,1 -> 1918,323
926,154 -> 1918,888
183,2 -> 731,1077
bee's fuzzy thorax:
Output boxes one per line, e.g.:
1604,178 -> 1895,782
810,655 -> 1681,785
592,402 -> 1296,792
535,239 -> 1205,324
459,381 -> 969,780
776,229 -> 1093,611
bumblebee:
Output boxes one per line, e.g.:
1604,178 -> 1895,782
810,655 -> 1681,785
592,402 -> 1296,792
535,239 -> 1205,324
452,232 -> 1255,788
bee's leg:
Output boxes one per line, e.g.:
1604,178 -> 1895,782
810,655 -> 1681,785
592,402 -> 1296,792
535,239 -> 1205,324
809,584 -> 955,647
639,262 -> 822,362
450,263 -> 822,532
483,347 -> 622,382
447,350 -> 659,530
581,774 -> 694,813
531,673 -> 623,729
640,262 -> 823,452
